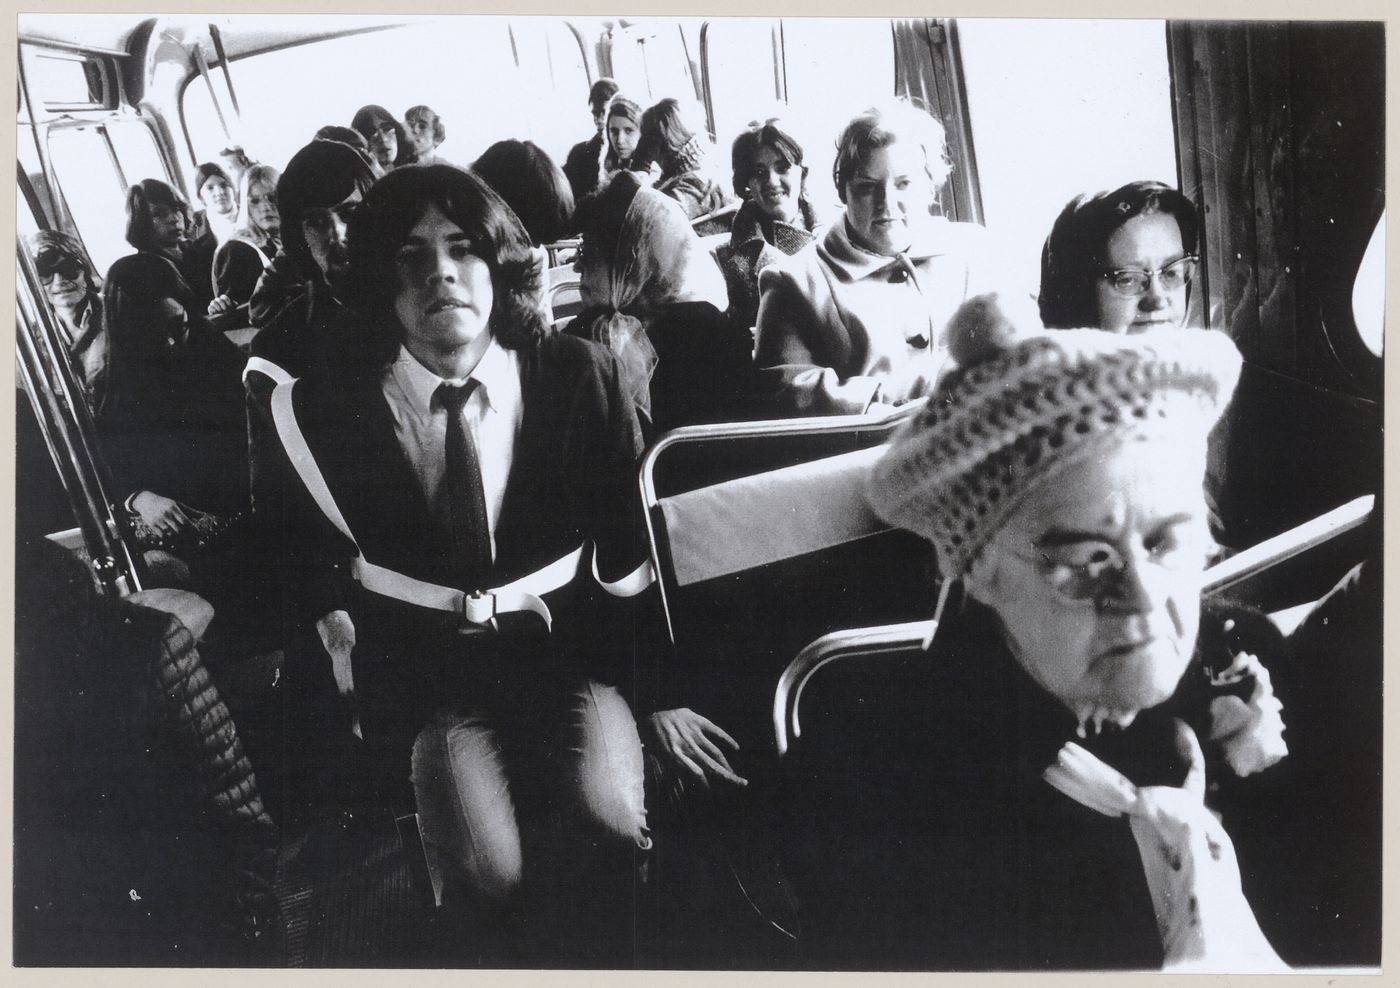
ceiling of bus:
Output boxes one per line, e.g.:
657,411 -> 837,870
18,14 -> 416,60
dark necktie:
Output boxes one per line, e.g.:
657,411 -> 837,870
436,381 -> 492,588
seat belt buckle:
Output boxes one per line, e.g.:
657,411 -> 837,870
460,590 -> 498,632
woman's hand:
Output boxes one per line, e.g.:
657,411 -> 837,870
643,708 -> 748,789
1127,720 -> 1285,971
130,491 -> 196,538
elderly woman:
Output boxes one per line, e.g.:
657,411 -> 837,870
208,164 -> 281,327
754,103 -> 994,417
1039,180 -> 1201,333
637,98 -> 732,232
714,118 -> 820,331
566,170 -> 749,434
27,231 -> 108,412
841,296 -> 1296,970
471,139 -> 575,247
265,163 -> 663,962
404,104 -> 446,165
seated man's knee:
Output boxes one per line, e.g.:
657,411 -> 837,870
567,681 -> 651,851
411,715 -> 525,903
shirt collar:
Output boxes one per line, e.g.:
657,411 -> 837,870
391,337 -> 516,418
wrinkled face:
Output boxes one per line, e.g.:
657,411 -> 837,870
393,204 -> 495,368
843,141 -> 936,256
965,437 -> 1213,724
406,113 -> 438,157
301,194 -> 360,286
199,175 -> 237,218
608,113 -> 639,163
38,253 -> 88,308
747,143 -> 802,224
247,180 -> 280,236
367,122 -> 398,167
149,202 -> 187,248
1096,212 -> 1190,334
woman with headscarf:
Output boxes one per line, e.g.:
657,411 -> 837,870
637,98 -> 733,233
713,118 -> 821,331
800,294 -> 1307,970
208,164 -> 282,328
754,102 -> 996,417
1039,180 -> 1202,334
565,170 -> 750,434
194,162 -> 240,244
27,231 -> 108,412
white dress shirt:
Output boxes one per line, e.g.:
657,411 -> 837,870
381,340 -> 524,559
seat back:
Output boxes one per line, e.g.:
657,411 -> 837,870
640,406 -> 938,753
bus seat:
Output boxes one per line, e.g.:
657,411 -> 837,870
772,493 -> 1376,761
549,277 -> 583,325
544,238 -> 581,269
640,406 -> 937,754
691,202 -> 739,237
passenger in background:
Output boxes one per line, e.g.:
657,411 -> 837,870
1039,181 -> 1201,334
601,95 -> 646,184
100,239 -> 246,561
194,162 -> 240,243
567,170 -> 748,435
219,145 -> 255,189
209,164 -> 282,328
563,77 -> 619,203
637,98 -> 733,233
754,103 -> 994,416
27,231 -> 108,413
713,118 -> 820,332
405,104 -> 447,166
104,179 -> 209,332
352,104 -> 413,175
472,139 -> 575,247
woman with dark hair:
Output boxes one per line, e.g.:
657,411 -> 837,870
404,104 -> 447,165
27,231 -> 108,411
754,102 -> 994,416
601,95 -> 645,181
265,163 -> 662,960
471,139 -> 575,247
351,103 -> 414,175
567,170 -> 747,434
208,164 -> 281,327
636,97 -> 732,231
563,78 -> 620,201
714,118 -> 821,330
1039,180 -> 1201,333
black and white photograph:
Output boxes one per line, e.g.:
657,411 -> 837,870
11,10 -> 1384,974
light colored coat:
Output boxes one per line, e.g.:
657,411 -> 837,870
754,214 -> 995,416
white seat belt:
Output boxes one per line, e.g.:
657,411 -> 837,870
270,379 -> 650,630
244,355 -> 293,389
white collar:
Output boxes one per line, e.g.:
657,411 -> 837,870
390,337 -> 515,418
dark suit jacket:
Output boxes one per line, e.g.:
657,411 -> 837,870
266,332 -> 656,729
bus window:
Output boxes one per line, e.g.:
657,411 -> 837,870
701,18 -> 783,148
46,126 -> 130,277
957,19 -> 1177,296
181,19 -> 523,172
607,19 -> 702,107
509,19 -> 592,165
779,19 -> 895,132
181,69 -> 238,172
107,120 -> 170,188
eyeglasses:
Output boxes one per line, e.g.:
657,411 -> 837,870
1100,255 -> 1198,298
1002,529 -> 1215,604
34,248 -> 84,283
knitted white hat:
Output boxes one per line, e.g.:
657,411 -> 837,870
866,293 -> 1241,576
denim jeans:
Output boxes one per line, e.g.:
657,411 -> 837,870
410,676 -> 650,908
